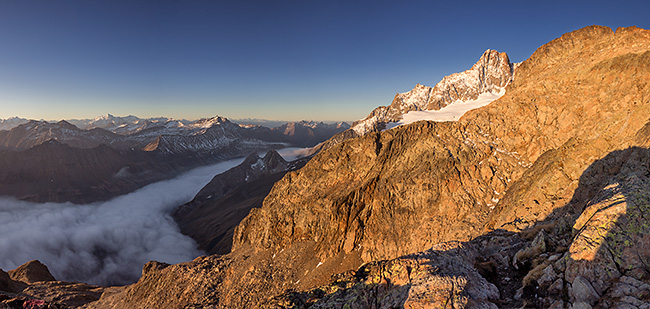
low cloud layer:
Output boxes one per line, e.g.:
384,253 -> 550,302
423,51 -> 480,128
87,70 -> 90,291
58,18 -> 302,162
0,157 -> 249,286
275,147 -> 312,161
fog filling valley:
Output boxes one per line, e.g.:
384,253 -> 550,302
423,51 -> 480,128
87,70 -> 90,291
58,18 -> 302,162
0,148 -> 307,286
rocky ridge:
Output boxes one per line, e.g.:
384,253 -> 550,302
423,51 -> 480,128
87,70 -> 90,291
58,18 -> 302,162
237,25 -> 650,308
237,26 -> 649,307
67,114 -> 184,136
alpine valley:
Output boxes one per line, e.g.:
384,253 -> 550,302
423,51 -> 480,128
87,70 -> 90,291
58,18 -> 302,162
0,116 -> 348,203
2,25 -> 650,309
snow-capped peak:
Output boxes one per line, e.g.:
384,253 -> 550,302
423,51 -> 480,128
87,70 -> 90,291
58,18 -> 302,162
351,49 -> 515,135
190,116 -> 230,129
93,114 -> 115,121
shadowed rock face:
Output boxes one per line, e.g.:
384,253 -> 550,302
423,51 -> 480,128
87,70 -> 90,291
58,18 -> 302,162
41,26 -> 650,308
0,140 -> 225,203
173,150 -> 309,255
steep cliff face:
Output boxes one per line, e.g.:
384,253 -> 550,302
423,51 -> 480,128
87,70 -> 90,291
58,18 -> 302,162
398,49 -> 514,111
80,26 -> 650,308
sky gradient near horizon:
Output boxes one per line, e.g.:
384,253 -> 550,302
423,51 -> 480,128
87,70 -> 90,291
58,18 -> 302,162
1,0 -> 649,122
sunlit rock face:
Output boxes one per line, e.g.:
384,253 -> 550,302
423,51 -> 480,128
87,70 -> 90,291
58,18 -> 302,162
237,25 -> 650,264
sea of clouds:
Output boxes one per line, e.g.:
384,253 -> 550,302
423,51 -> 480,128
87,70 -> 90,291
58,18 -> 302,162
0,150 -> 303,286
0,148 -> 309,285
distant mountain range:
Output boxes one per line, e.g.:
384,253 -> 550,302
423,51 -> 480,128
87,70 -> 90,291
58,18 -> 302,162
0,114 -> 350,133
0,116 -> 350,152
0,115 -> 349,203
0,117 -> 30,131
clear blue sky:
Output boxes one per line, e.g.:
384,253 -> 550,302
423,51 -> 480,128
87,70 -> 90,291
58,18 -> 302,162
0,0 -> 648,122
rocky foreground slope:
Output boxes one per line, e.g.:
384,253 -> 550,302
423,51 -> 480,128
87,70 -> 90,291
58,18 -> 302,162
2,25 -> 649,308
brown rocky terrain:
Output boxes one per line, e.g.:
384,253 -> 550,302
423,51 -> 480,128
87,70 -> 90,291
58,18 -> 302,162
235,25 -> 650,266
268,145 -> 650,308
8,25 -> 650,308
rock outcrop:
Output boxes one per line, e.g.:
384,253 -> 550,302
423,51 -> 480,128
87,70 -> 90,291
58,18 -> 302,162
0,260 -> 104,308
268,232 -> 520,308
8,260 -> 56,284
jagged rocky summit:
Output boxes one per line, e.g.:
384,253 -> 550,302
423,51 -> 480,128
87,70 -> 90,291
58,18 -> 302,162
350,49 -> 515,136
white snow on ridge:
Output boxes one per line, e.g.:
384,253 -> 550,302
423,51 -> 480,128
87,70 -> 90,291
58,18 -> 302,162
385,88 -> 505,130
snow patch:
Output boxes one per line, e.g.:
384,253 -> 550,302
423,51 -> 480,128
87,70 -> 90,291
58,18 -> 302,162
251,159 -> 265,170
385,88 -> 505,130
